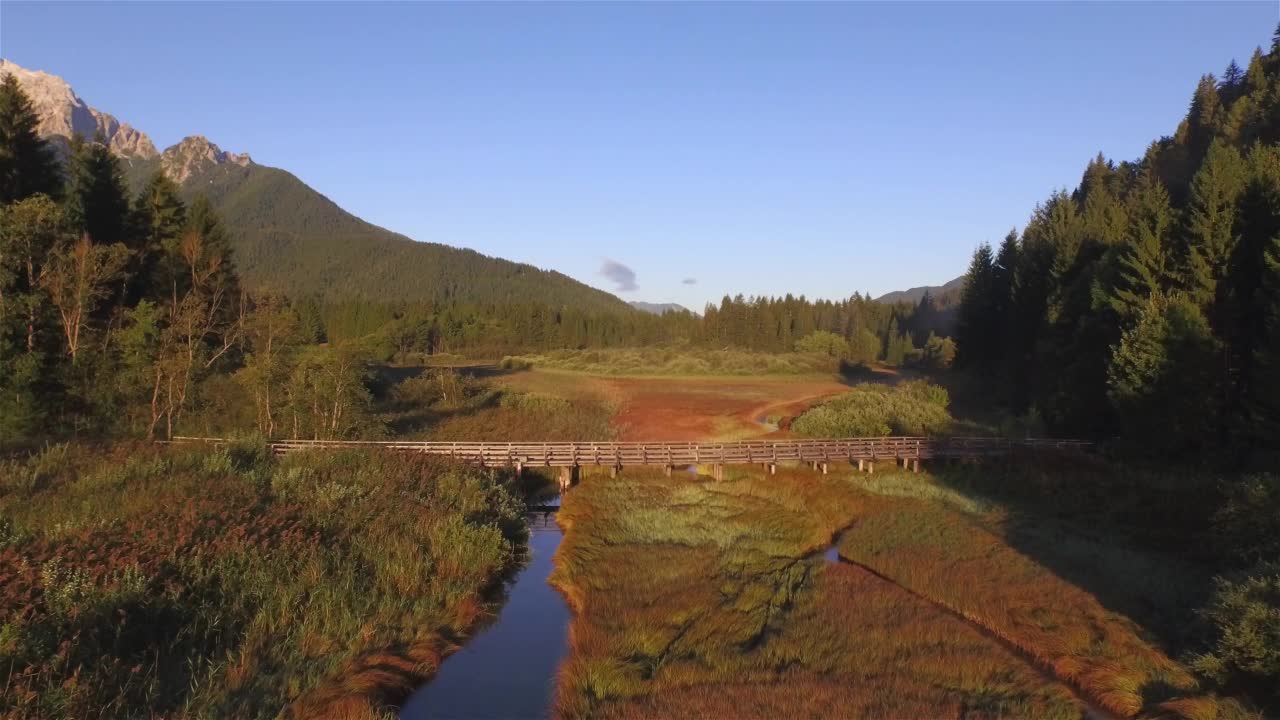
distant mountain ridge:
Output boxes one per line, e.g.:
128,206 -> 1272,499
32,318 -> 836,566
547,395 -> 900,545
1,59 -> 632,314
875,276 -> 966,306
630,301 -> 692,316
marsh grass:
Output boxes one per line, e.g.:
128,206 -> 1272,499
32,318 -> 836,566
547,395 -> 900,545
553,465 -> 1256,719
0,443 -> 525,719
553,468 -> 1086,719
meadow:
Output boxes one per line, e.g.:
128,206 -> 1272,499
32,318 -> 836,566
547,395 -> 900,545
550,463 -> 1263,719
0,443 -> 528,719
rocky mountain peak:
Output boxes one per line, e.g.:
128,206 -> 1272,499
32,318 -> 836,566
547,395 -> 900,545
160,135 -> 252,184
0,58 -> 159,161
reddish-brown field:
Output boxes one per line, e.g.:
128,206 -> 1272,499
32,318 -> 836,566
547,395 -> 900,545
499,370 -> 849,441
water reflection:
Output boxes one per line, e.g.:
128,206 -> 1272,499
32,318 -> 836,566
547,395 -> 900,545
400,511 -> 569,720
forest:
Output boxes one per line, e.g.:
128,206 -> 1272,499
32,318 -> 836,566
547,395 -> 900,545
954,32 -> 1280,468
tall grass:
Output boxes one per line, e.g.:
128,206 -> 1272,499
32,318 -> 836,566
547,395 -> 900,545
501,348 -> 839,376
0,443 -> 525,719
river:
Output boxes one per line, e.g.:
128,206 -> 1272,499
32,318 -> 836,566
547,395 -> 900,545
399,509 -> 569,720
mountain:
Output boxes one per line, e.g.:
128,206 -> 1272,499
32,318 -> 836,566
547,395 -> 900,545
630,301 -> 692,316
0,60 -> 157,163
1,60 -> 632,314
875,275 -> 966,307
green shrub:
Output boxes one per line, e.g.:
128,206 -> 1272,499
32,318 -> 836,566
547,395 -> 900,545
1211,474 -> 1280,568
791,381 -> 953,437
1191,563 -> 1280,704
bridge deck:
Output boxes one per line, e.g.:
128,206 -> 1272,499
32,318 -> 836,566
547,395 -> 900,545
172,436 -> 1090,467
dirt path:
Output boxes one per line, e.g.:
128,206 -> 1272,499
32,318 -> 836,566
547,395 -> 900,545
606,376 -> 848,441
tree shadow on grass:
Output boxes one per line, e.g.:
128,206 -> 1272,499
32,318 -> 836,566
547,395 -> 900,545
928,455 -> 1220,656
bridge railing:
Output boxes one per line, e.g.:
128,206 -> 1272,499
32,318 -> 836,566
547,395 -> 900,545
170,436 -> 1091,467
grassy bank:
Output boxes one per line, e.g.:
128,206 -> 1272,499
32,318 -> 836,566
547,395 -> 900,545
0,443 -> 526,719
551,464 -> 1257,719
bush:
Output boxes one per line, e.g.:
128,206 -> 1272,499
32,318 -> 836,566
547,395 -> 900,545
791,381 -> 952,437
1191,563 -> 1280,705
794,331 -> 850,358
1211,474 -> 1280,568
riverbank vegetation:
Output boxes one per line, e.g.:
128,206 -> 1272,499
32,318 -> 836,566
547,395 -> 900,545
552,463 -> 1268,718
0,443 -> 526,719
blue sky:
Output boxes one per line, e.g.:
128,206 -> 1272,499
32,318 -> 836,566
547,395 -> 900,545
2,2 -> 1274,309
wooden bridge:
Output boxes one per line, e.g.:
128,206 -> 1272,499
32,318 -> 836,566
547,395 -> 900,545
173,436 -> 1090,489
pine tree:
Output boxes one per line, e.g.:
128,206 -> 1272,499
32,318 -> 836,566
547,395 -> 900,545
65,134 -> 130,248
132,170 -> 187,301
1108,293 -> 1219,456
1105,173 -> 1174,323
0,74 -> 62,204
955,243 -> 996,371
1187,75 -> 1224,160
1221,60 -> 1245,91
183,194 -> 239,299
1222,145 -> 1280,427
1183,140 -> 1247,310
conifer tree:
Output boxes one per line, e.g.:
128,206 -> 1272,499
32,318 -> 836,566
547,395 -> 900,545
954,243 -> 996,371
65,134 -> 130,249
1187,75 -> 1225,161
0,74 -> 62,204
183,194 -> 239,300
1105,173 -> 1174,324
132,171 -> 187,302
1183,140 -> 1247,309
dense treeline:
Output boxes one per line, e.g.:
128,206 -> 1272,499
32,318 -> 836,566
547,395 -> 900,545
955,32 -> 1280,465
320,290 -> 955,368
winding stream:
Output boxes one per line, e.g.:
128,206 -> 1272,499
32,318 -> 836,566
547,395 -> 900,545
399,509 -> 569,719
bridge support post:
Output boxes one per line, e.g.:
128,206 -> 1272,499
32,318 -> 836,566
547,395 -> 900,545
712,464 -> 724,482
868,460 -> 874,475
820,461 -> 828,475
912,458 -> 919,473
767,462 -> 776,476
664,464 -> 673,477
557,466 -> 580,493
857,458 -> 864,472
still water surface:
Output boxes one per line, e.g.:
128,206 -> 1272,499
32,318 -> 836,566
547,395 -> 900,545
400,511 -> 569,720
